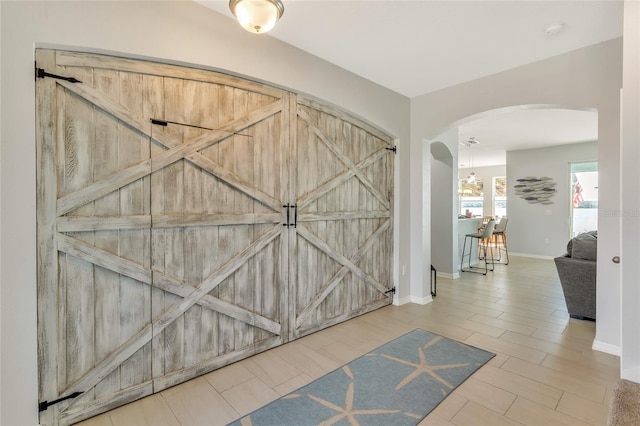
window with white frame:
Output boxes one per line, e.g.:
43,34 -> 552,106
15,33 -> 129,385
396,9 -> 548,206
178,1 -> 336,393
494,176 -> 507,218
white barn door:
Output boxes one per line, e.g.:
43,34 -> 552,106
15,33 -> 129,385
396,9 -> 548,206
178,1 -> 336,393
36,49 -> 393,426
36,49 -> 289,425
289,97 -> 395,339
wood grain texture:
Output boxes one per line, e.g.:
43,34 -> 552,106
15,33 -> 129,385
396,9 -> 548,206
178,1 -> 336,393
290,95 -> 394,340
36,48 -> 61,426
36,49 -> 393,426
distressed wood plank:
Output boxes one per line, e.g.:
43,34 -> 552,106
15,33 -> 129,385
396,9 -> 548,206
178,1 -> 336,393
55,81 -> 282,215
59,382 -> 153,426
117,70 -> 153,392
295,298 -> 390,339
36,48 -> 61,426
153,271 -> 281,335
38,50 -> 393,426
56,213 -> 280,232
146,73 -> 167,383
295,204 -> 391,327
161,76 -> 187,376
298,106 -> 390,210
297,95 -> 394,143
56,50 -> 286,99
60,65 -> 97,395
216,84 -> 237,357
57,235 -> 151,284
57,215 -> 151,232
298,211 -> 390,222
197,80 -> 220,363
232,87 -> 255,352
91,67 -> 123,400
290,96 -> 394,338
152,335 -> 282,393
182,77 -> 204,369
285,93 -> 297,341
186,153 -> 281,212
59,225 -> 281,399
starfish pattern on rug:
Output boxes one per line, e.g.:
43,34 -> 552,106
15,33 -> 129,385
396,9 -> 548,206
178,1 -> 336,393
305,366 -> 405,425
372,336 -> 472,391
227,330 -> 495,426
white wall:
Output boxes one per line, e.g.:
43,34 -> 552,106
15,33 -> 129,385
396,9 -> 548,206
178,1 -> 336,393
430,129 -> 458,277
620,0 -> 640,381
0,2 -> 410,424
506,142 -> 598,257
410,38 -> 623,360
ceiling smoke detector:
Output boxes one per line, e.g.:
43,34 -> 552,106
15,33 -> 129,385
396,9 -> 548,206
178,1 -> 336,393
545,23 -> 565,36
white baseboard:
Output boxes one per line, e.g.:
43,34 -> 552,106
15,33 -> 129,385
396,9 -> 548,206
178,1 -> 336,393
393,295 -> 411,306
509,252 -> 555,260
436,271 -> 458,279
394,294 -> 435,305
410,295 -> 433,305
592,339 -> 621,356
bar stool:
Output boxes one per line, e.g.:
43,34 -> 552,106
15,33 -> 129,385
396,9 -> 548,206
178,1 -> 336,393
461,220 -> 496,275
492,217 -> 509,265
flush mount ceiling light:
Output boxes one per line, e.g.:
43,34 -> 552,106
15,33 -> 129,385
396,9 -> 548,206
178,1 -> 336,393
229,0 -> 284,34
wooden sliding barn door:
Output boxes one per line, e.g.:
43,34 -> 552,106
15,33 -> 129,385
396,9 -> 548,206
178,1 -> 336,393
289,97 -> 395,339
36,49 -> 288,425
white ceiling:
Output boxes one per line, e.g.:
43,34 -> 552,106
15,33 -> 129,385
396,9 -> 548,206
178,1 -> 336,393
457,107 -> 598,168
198,0 -> 623,166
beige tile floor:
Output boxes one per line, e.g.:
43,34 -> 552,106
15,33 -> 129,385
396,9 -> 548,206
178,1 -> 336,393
77,256 -> 620,425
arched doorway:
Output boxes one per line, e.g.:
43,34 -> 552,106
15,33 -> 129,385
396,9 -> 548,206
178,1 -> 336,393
426,104 -> 599,282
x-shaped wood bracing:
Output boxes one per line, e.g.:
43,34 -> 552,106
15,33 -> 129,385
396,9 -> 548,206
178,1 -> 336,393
54,79 -> 284,217
50,80 -> 288,403
297,106 -> 390,211
49,79 -> 393,404
294,219 -> 391,328
56,224 -> 282,401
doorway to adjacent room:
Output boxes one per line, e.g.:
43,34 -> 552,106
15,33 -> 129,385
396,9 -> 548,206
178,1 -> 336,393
570,161 -> 598,237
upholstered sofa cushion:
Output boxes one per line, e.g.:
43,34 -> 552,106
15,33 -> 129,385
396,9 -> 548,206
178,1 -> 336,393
567,231 -> 597,261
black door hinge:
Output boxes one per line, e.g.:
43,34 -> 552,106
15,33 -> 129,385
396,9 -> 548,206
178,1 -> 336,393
35,66 -> 82,84
385,146 -> 397,154
385,287 -> 396,295
39,391 -> 83,412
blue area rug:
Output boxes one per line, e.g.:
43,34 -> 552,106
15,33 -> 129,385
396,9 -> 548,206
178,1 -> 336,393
229,329 -> 494,426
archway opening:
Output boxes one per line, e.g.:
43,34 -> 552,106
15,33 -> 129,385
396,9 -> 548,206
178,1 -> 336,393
426,104 -> 598,280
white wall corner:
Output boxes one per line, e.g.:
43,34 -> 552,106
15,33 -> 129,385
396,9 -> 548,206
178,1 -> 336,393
592,339 -> 621,356
622,366 -> 640,384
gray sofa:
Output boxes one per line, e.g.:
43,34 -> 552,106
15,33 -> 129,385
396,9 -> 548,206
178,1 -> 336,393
553,231 -> 597,320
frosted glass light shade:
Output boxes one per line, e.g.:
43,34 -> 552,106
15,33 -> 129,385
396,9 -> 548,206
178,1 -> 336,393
467,172 -> 476,183
229,0 -> 284,34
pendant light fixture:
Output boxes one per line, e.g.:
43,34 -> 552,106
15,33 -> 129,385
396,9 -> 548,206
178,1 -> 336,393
229,0 -> 284,34
466,137 -> 479,184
